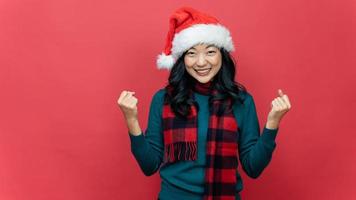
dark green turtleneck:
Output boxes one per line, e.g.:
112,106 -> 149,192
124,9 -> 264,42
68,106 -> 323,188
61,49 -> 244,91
129,86 -> 278,200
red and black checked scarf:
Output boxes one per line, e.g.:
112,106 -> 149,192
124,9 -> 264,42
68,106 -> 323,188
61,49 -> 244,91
162,80 -> 238,200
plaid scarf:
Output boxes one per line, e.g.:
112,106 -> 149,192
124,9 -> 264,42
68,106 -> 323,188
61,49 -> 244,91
162,80 -> 238,200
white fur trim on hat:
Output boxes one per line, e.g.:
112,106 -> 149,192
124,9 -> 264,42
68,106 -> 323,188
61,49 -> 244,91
156,53 -> 175,70
171,23 -> 235,59
156,23 -> 234,70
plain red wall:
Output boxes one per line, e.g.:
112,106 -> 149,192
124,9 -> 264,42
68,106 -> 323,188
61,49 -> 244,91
0,0 -> 355,199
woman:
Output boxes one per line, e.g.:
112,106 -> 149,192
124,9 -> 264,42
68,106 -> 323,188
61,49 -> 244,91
117,6 -> 291,200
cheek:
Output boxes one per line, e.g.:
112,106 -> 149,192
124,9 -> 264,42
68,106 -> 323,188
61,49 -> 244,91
186,66 -> 195,74
184,57 -> 194,67
210,55 -> 222,66
213,66 -> 221,75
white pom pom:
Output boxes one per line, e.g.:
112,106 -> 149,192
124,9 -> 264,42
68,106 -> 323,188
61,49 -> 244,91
156,53 -> 175,70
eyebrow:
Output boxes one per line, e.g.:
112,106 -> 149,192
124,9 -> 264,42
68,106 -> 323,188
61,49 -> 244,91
189,44 -> 216,50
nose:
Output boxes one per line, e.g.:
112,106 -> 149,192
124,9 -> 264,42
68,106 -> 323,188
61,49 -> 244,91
196,54 -> 207,67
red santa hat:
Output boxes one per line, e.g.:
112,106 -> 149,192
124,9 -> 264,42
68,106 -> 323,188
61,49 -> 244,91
156,6 -> 235,70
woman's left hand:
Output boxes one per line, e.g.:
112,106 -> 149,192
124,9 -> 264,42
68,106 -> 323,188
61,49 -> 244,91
266,89 -> 291,129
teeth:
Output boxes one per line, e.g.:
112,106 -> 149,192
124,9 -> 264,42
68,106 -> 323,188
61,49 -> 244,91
195,68 -> 211,75
196,68 -> 210,72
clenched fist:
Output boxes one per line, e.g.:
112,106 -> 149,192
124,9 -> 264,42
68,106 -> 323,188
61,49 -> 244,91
117,90 -> 142,136
117,90 -> 139,121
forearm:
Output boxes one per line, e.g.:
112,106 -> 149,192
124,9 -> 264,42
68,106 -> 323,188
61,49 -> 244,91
127,89 -> 165,176
126,117 -> 142,136
265,119 -> 280,129
126,108 -> 163,176
239,93 -> 280,178
240,126 -> 278,178
130,133 -> 162,176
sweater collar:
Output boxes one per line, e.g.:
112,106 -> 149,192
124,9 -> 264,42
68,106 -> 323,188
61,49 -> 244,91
192,79 -> 213,95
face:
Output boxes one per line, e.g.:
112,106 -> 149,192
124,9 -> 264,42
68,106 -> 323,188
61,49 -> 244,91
184,43 -> 222,84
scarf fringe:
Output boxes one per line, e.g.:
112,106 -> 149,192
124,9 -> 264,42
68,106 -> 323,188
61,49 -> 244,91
164,142 -> 197,163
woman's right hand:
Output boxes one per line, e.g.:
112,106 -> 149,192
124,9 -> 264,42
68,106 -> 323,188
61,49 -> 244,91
117,90 -> 138,121
117,90 -> 142,136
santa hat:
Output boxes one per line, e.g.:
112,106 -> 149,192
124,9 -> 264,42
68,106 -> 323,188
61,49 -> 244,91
156,6 -> 235,70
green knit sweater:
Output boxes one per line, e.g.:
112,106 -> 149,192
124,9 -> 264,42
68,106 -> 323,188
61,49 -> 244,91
129,88 -> 279,200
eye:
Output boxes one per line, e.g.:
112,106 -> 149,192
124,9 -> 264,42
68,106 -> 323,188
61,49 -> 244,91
207,50 -> 216,55
187,51 -> 196,56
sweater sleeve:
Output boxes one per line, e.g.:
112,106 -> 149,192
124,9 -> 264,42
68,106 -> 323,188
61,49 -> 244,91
238,93 -> 279,179
128,89 -> 165,176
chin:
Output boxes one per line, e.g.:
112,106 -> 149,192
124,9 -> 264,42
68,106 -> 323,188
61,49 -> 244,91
194,76 -> 213,83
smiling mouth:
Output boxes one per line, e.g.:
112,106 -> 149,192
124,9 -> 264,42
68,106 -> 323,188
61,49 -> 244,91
194,68 -> 212,76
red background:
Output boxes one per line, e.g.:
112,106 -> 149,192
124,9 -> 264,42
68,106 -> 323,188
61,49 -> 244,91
0,0 -> 355,199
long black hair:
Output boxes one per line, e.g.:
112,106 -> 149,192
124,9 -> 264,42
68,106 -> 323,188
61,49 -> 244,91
164,47 -> 247,119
